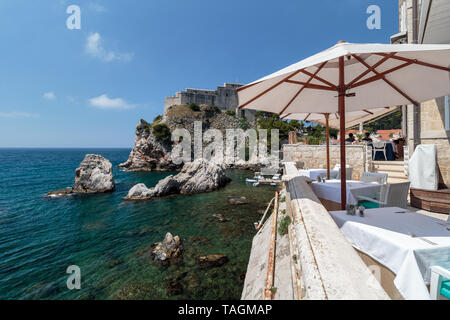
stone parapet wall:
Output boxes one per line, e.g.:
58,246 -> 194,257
282,144 -> 367,180
283,165 -> 389,299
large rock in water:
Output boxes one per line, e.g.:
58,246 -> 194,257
175,158 -> 231,194
72,154 -> 115,193
124,183 -> 153,200
151,232 -> 183,264
197,254 -> 228,268
124,159 -> 231,200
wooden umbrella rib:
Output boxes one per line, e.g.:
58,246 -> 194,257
284,80 -> 335,91
304,113 -> 311,121
278,61 -> 329,115
238,69 -> 304,109
280,113 -> 292,120
363,109 -> 374,115
374,53 -> 450,73
279,87 -> 307,115
299,69 -> 337,89
236,81 -> 262,92
352,54 -> 419,105
351,60 -> 414,88
347,52 -> 397,87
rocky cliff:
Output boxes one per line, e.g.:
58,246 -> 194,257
119,104 -> 255,172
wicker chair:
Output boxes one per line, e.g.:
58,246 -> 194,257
360,172 -> 388,184
357,182 -> 410,209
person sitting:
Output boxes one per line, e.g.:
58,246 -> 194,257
345,133 -> 356,143
361,132 -> 372,143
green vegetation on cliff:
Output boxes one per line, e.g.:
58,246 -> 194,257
188,103 -> 201,112
255,111 -> 296,146
152,123 -> 171,143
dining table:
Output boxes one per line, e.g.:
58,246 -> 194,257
311,179 -> 381,210
299,168 -> 339,180
329,207 -> 450,300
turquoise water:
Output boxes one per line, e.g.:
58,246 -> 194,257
0,148 -> 275,300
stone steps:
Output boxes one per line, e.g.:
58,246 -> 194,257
371,160 -> 408,184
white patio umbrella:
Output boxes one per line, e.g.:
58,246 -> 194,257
281,106 -> 399,179
281,106 -> 399,129
238,41 -> 450,209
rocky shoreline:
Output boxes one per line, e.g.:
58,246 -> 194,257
124,159 -> 231,200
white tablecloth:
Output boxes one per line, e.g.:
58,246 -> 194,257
299,169 -> 339,180
330,207 -> 450,299
311,180 -> 381,205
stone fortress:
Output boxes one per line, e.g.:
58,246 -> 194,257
164,83 -> 256,121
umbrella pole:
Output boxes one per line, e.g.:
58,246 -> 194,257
324,113 -> 330,179
338,57 -> 347,210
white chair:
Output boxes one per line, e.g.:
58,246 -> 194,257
333,164 -> 350,170
317,171 -> 339,180
360,172 -> 388,184
372,141 -> 387,160
430,266 -> 450,300
357,182 -> 410,208
335,166 -> 353,180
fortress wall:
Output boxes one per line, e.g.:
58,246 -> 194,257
164,83 -> 244,115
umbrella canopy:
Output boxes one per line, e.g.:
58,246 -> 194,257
281,106 -> 399,130
281,106 -> 398,180
238,42 -> 450,114
238,41 -> 450,209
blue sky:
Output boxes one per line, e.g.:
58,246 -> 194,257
0,0 -> 397,147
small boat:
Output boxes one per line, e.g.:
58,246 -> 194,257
245,178 -> 258,184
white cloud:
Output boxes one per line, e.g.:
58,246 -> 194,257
43,92 -> 56,100
88,94 -> 135,110
85,32 -> 133,63
0,112 -> 39,118
88,3 -> 107,13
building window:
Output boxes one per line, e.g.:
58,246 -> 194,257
445,95 -> 450,131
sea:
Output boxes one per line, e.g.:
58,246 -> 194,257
0,148 -> 275,300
